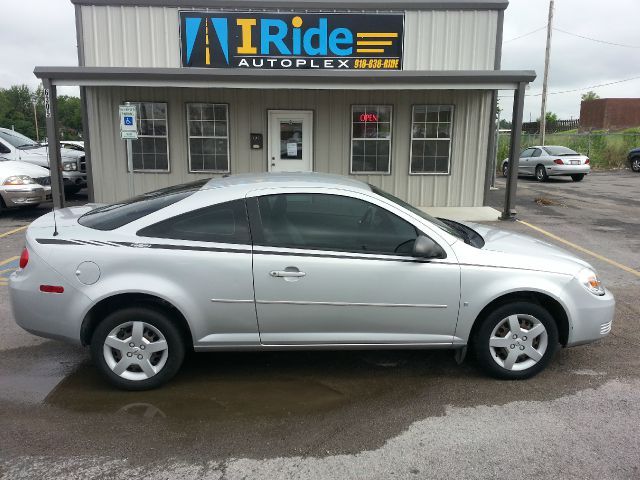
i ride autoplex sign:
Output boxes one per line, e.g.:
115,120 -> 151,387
180,11 -> 404,70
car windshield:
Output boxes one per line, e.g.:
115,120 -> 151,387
0,129 -> 39,149
544,146 -> 579,156
369,185 -> 465,241
78,179 -> 210,231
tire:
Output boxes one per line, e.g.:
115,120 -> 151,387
571,174 -> 585,182
535,165 -> 548,182
90,307 -> 186,390
65,186 -> 82,196
502,163 -> 509,178
631,157 -> 640,173
472,301 -> 559,380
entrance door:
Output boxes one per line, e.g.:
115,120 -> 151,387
268,110 -> 313,172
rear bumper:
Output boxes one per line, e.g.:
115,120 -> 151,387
546,164 -> 590,176
0,185 -> 50,207
566,288 -> 615,347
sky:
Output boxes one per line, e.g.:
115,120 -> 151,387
0,0 -> 639,123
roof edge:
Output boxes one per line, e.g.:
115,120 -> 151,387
70,0 -> 509,10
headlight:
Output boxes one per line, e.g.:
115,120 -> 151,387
63,162 -> 78,171
577,268 -> 605,296
3,175 -> 36,185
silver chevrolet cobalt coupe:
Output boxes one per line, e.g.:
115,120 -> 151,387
10,173 -> 614,390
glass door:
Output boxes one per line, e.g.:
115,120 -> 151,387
268,110 -> 313,172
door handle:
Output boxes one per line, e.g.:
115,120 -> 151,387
270,270 -> 306,278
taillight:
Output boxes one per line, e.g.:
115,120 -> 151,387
585,158 -> 590,164
19,247 -> 29,269
40,285 -> 64,294
553,159 -> 564,165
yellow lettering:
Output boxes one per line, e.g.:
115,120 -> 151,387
236,18 -> 257,54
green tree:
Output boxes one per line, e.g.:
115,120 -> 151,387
581,91 -> 600,102
0,84 -> 82,142
537,112 -> 558,125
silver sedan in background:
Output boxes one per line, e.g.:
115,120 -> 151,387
9,173 -> 614,390
502,145 -> 590,182
0,158 -> 51,212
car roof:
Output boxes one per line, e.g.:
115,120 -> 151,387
200,172 -> 372,193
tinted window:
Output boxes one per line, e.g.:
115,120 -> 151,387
544,146 -> 579,156
254,193 -> 418,255
79,180 -> 208,231
0,129 -> 38,148
138,199 -> 250,244
532,148 -> 542,157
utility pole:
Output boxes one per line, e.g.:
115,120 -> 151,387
540,0 -> 554,146
31,97 -> 39,143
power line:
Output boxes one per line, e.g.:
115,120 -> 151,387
503,25 -> 547,43
498,75 -> 640,98
554,27 -> 640,49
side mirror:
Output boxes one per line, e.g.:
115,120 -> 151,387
413,235 -> 446,259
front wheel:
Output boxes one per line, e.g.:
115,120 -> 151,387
472,302 -> 559,379
90,307 -> 186,390
571,174 -> 585,182
535,165 -> 548,182
502,163 -> 509,178
631,157 -> 640,172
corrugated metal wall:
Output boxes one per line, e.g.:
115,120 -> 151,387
80,6 -> 497,70
86,86 -> 491,206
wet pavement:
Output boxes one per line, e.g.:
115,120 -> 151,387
1,174 -> 639,479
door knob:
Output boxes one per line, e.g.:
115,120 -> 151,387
270,270 -> 306,278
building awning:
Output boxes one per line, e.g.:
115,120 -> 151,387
34,66 -> 536,91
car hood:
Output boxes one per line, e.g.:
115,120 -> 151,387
0,160 -> 50,181
19,146 -> 83,162
458,222 -> 592,276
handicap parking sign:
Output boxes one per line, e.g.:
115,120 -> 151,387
119,105 -> 138,139
124,116 -> 134,126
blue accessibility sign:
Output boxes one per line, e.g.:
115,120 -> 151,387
124,116 -> 134,126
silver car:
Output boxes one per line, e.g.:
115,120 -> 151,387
502,145 -> 590,182
0,158 -> 51,212
9,173 -> 614,390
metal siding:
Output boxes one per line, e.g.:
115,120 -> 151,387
81,6 -> 496,70
86,87 -> 489,207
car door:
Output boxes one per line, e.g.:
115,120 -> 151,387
247,189 -> 461,346
518,148 -> 535,175
530,148 -> 544,174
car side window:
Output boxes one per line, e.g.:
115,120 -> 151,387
252,193 -> 419,255
0,141 -> 10,154
532,148 -> 542,157
520,148 -> 534,158
137,199 -> 250,244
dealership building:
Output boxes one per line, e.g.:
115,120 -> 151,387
36,0 -> 534,218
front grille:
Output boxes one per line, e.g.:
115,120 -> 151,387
79,156 -> 86,173
600,321 -> 612,335
34,176 -> 51,186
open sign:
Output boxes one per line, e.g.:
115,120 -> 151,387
359,113 -> 379,122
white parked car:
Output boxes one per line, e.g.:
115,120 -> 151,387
0,158 -> 51,212
0,128 -> 86,194
502,145 -> 590,182
10,173 -> 614,390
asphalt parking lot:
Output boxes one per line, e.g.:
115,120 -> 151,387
1,173 -> 639,479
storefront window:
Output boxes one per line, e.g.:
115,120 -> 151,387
351,105 -> 392,174
187,103 -> 230,172
410,105 -> 453,175
130,102 -> 169,172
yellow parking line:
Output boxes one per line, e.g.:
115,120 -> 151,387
0,225 -> 27,238
518,220 -> 640,278
0,256 -> 19,267
0,267 -> 17,275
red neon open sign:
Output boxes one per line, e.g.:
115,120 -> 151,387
359,113 -> 378,122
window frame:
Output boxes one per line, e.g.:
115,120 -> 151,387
136,198 -> 251,244
127,101 -> 170,173
409,105 -> 454,176
349,104 -> 393,175
186,102 -> 231,174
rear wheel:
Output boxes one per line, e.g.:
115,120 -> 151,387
502,163 -> 509,178
631,157 -> 640,172
535,165 -> 548,182
571,174 -> 585,182
90,307 -> 185,390
472,301 -> 559,379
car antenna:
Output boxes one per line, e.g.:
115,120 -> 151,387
52,206 -> 59,237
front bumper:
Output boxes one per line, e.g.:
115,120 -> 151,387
62,171 -> 87,188
0,185 -> 51,207
566,287 -> 615,347
545,164 -> 591,176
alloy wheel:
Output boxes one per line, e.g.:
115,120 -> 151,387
489,314 -> 548,371
632,158 -> 640,172
102,321 -> 169,381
